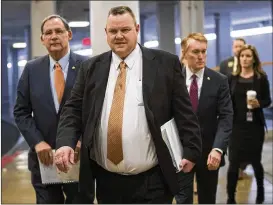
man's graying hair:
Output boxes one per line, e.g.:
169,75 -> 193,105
108,6 -> 137,25
41,14 -> 71,33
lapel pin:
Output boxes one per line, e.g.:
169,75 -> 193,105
207,77 -> 210,80
72,66 -> 75,70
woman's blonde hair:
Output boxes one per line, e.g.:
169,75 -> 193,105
232,44 -> 266,78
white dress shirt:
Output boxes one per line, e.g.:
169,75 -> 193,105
185,66 -> 223,154
233,56 -> 238,73
93,44 -> 158,174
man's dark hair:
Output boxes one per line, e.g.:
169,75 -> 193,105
108,6 -> 137,25
41,14 -> 71,33
234,37 -> 246,44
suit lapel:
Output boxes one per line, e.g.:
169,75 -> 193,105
141,46 -> 156,107
197,68 -> 212,114
40,56 -> 56,114
94,51 -> 112,118
59,52 -> 78,112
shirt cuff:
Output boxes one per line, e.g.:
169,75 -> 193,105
213,148 -> 223,155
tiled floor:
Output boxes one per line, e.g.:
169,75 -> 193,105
2,148 -> 273,204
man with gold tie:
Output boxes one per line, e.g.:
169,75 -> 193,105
54,6 -> 202,204
13,15 -> 90,203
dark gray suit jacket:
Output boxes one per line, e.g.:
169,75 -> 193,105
219,56 -> 235,76
183,67 -> 233,166
56,45 -> 202,195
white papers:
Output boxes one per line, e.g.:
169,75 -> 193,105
38,150 -> 80,184
160,118 -> 183,173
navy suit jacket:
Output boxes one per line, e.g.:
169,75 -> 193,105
183,67 -> 233,167
219,56 -> 235,76
13,52 -> 88,170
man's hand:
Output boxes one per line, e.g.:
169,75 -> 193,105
180,158 -> 195,173
207,149 -> 222,170
35,141 -> 53,166
55,146 -> 74,173
74,141 -> 81,163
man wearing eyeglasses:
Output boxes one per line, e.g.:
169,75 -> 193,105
175,33 -> 233,204
13,15 -> 91,204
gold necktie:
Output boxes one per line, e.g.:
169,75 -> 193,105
107,61 -> 127,165
54,62 -> 65,104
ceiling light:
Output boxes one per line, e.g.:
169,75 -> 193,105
231,26 -> 273,37
74,49 -> 93,56
69,21 -> 90,28
7,63 -> 12,69
204,33 -> 217,40
18,60 -> 27,67
175,38 -> 181,44
144,40 -> 159,48
13,43 -> 27,48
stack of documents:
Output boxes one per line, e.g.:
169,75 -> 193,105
38,150 -> 80,184
160,118 -> 183,173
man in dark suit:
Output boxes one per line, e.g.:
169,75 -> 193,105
219,38 -> 246,76
13,15 -> 91,203
175,33 -> 233,204
54,6 -> 202,204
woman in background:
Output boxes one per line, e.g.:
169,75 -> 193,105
226,44 -> 271,204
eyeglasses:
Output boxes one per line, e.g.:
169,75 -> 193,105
42,28 -> 67,38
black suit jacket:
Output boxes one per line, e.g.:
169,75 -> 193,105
219,56 -> 235,76
183,67 -> 233,166
56,45 -> 202,195
229,73 -> 272,128
13,52 -> 87,172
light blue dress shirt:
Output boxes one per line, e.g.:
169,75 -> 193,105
49,50 -> 70,113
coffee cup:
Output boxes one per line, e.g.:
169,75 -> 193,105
246,90 -> 257,109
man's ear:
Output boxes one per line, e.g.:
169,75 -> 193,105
68,30 -> 73,41
40,34 -> 45,46
135,24 -> 140,33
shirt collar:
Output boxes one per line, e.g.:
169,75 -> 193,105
185,66 -> 205,81
234,56 -> 238,63
49,49 -> 70,71
112,44 -> 140,70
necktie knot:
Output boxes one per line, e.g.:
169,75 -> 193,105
191,74 -> 197,80
119,61 -> 126,71
55,62 -> 62,71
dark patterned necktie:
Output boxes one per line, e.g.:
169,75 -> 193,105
189,74 -> 198,112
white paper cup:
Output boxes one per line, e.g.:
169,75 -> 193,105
246,90 -> 257,109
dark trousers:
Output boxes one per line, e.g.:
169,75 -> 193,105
195,161 -> 219,204
175,170 -> 194,204
32,181 -> 79,204
175,159 -> 219,204
227,159 -> 264,200
93,162 -> 173,204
